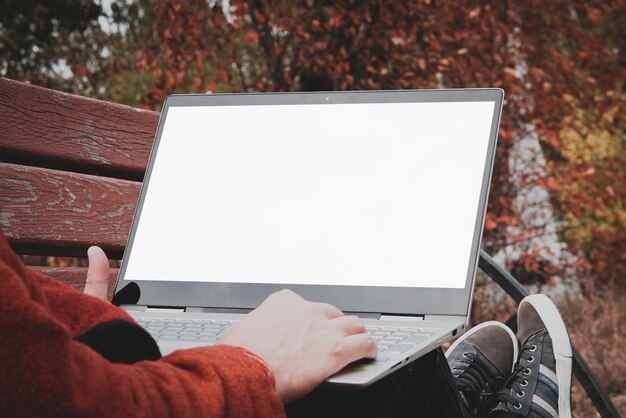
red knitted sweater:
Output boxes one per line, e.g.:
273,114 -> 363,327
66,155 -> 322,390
0,232 -> 285,418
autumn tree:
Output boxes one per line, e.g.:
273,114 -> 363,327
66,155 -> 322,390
2,0 -> 622,290
0,0 -> 112,94
111,0 -> 623,290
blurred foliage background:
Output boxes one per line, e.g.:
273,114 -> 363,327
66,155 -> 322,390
0,0 -> 624,415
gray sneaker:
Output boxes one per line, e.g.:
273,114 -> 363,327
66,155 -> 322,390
446,321 -> 518,417
489,294 -> 572,418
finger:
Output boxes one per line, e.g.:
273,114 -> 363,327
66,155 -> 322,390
84,246 -> 110,300
338,333 -> 378,365
312,301 -> 343,319
330,315 -> 367,335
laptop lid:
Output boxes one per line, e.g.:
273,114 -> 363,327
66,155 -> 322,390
114,89 -> 503,318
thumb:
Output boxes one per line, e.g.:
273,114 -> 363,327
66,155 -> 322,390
84,246 -> 111,300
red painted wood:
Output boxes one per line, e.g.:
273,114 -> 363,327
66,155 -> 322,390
30,266 -> 119,302
1,162 -> 140,258
0,77 -> 158,180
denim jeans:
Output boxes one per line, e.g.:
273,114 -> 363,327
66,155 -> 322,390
287,348 -> 470,418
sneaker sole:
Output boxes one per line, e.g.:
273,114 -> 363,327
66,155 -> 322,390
446,320 -> 518,373
519,294 -> 572,418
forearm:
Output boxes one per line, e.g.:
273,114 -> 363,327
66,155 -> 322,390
0,251 -> 284,418
0,299 -> 283,417
63,344 -> 283,418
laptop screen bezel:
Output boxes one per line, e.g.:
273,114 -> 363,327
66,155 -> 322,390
114,89 -> 503,317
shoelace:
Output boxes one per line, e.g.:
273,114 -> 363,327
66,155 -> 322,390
492,342 -> 539,411
451,350 -> 505,415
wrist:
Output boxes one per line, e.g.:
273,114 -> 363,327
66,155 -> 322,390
235,347 -> 276,388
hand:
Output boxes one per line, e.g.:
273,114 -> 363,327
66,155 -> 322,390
218,289 -> 377,403
83,246 -> 111,301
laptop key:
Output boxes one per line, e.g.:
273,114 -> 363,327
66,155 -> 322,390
416,328 -> 440,334
178,337 -> 200,342
202,325 -> 222,330
166,326 -> 184,332
379,328 -> 398,333
147,326 -> 165,331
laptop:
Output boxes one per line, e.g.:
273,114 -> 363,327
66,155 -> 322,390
113,88 -> 504,387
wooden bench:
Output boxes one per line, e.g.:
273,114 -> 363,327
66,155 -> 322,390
0,77 -> 618,417
0,77 -> 158,299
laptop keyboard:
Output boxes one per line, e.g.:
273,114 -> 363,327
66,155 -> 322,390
136,318 -> 236,345
366,326 -> 437,355
134,317 -> 440,358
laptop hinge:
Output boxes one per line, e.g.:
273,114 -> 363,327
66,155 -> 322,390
186,307 -> 251,314
379,315 -> 425,321
424,315 -> 466,322
122,306 -> 187,313
121,305 -> 147,312
146,307 -> 186,313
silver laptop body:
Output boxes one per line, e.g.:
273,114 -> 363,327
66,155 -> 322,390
115,89 -> 504,387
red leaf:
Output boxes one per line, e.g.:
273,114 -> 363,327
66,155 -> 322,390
244,30 -> 260,44
484,218 -> 497,230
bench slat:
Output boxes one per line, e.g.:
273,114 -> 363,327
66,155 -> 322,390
30,266 -> 119,301
0,77 -> 158,180
1,162 -> 140,258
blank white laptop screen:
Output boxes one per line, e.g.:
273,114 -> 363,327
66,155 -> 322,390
125,101 -> 495,288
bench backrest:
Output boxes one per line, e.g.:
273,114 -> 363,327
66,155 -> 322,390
0,77 -> 158,297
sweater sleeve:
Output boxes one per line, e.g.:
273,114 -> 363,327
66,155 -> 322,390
29,269 -> 139,337
0,239 -> 285,418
